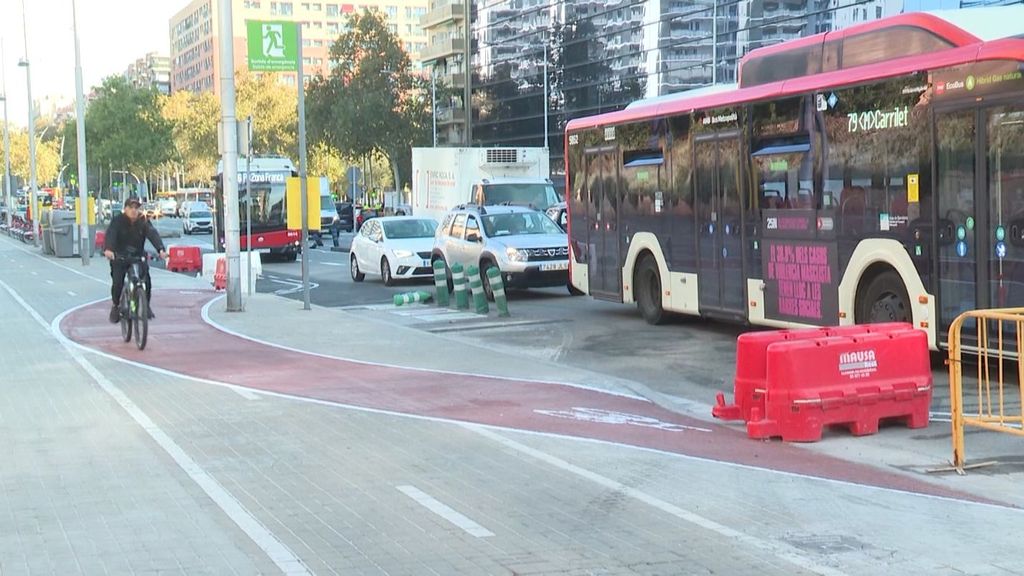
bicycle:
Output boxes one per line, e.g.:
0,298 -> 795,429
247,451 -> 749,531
116,253 -> 151,351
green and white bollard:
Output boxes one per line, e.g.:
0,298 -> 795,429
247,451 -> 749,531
466,264 -> 489,314
393,291 -> 433,306
452,263 -> 470,310
432,260 -> 450,307
486,267 -> 509,317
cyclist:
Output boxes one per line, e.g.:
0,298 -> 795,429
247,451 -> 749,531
103,196 -> 168,323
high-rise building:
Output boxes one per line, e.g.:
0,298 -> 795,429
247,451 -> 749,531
124,53 -> 172,95
419,0 -> 470,145
170,0 -> 429,94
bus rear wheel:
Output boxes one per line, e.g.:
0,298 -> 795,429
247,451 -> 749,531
635,257 -> 667,325
857,270 -> 910,324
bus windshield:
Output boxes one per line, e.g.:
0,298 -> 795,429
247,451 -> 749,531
482,183 -> 559,210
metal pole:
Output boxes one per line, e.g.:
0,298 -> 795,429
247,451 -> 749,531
2,40 -> 12,232
22,0 -> 38,247
218,0 -> 242,311
711,0 -> 718,85
246,115 -> 252,296
297,25 -> 311,310
431,66 -> 437,147
73,0 -> 90,265
463,0 -> 472,145
543,42 -> 548,150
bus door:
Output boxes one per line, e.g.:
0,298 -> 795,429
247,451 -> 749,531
585,146 -> 622,301
936,104 -> 1024,340
695,131 -> 745,316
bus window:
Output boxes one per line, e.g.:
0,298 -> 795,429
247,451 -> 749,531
752,148 -> 814,210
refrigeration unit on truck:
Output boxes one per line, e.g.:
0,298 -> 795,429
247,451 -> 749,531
411,147 -> 558,223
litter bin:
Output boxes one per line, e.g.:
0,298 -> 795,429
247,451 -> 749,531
40,210 -> 55,255
50,210 -> 94,258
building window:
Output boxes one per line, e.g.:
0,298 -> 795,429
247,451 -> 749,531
388,23 -> 397,34
271,1 -> 278,14
328,22 -> 339,34
326,3 -> 338,16
280,2 -> 293,15
301,3 -> 309,10
312,2 -> 321,10
313,21 -> 322,28
386,5 -> 398,18
302,38 -> 312,47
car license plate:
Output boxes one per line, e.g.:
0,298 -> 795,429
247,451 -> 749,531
540,262 -> 568,271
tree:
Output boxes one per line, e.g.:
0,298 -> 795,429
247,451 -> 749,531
85,76 -> 173,191
236,69 -> 298,157
162,89 -> 220,186
1,128 -> 61,187
306,8 -> 430,191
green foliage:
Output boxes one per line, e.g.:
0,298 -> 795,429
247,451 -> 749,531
162,90 -> 220,185
85,76 -> 174,178
306,8 -> 430,190
2,127 -> 61,186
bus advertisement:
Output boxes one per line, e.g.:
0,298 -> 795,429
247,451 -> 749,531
564,7 -> 1024,349
214,156 -> 300,260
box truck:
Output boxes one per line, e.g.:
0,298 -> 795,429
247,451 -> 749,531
411,147 -> 556,223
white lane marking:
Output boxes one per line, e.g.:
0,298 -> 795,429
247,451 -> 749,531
266,277 -> 321,296
199,296 -> 647,401
231,385 -> 263,400
319,262 -> 344,267
0,283 -> 311,576
45,280 -> 54,285
67,291 -> 77,297
396,485 -> 494,538
30,271 -> 37,276
466,425 -> 849,576
52,298 -> 1023,514
534,407 -> 712,433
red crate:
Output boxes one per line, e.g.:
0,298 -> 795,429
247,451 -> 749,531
745,329 -> 931,442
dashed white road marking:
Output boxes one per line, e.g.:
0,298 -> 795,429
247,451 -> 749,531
397,485 -> 494,538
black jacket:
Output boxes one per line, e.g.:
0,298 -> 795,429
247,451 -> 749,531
104,213 -> 165,256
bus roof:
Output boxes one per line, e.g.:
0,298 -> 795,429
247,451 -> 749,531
566,17 -> 1024,133
216,155 -> 295,175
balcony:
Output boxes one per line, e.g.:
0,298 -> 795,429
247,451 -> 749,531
433,69 -> 465,89
420,37 -> 466,64
420,2 -> 465,30
436,106 -> 466,124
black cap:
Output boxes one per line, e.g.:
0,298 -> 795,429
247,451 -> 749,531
125,196 -> 142,208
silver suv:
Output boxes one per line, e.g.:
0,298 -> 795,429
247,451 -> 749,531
432,204 -> 569,299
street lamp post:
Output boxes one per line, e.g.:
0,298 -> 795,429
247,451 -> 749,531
20,0 -> 38,247
73,0 -> 90,265
1,40 -> 12,232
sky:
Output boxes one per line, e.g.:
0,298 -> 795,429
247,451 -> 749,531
0,0 -> 968,131
1,0 -> 183,129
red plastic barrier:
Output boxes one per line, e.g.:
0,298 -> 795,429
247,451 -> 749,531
167,245 -> 202,273
94,230 -> 106,250
213,257 -> 226,291
713,323 -> 912,422
745,329 -> 931,442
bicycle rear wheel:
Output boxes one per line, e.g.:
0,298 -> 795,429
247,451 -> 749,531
134,292 -> 148,351
120,286 -> 132,342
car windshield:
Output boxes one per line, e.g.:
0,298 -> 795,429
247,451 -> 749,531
382,219 -> 437,239
192,211 -> 211,219
482,212 -> 563,237
482,183 -> 559,210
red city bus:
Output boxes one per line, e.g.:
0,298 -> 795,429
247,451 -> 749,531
214,156 -> 301,260
564,7 -> 1024,349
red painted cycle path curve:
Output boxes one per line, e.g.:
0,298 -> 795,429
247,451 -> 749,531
61,290 -> 992,505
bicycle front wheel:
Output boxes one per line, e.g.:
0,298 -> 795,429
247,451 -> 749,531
134,292 -> 148,351
120,286 -> 132,342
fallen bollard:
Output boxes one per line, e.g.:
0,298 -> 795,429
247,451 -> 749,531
394,291 -> 433,306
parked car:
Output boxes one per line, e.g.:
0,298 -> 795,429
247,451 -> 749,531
432,204 -> 569,299
159,198 -> 178,217
545,202 -> 568,231
182,209 -> 213,235
350,217 -> 438,286
355,207 -> 380,231
335,202 -> 354,232
143,202 -> 160,219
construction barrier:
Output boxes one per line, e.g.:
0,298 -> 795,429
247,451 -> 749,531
948,308 -> 1024,472
432,260 -> 450,307
213,257 -> 227,291
95,229 -> 106,250
466,264 -> 489,314
486,267 -> 509,317
394,291 -> 432,306
451,263 -> 469,310
167,245 -> 202,273
715,323 -> 912,422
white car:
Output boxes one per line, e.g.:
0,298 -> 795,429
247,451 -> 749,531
350,216 -> 438,286
183,209 -> 213,235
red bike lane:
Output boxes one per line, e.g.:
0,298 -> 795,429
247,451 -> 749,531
60,289 -> 989,504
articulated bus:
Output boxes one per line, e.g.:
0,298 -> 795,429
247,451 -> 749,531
565,7 -> 1024,350
214,156 -> 300,260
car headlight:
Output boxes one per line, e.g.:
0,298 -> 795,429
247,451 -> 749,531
506,247 -> 529,262
392,249 -> 414,258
